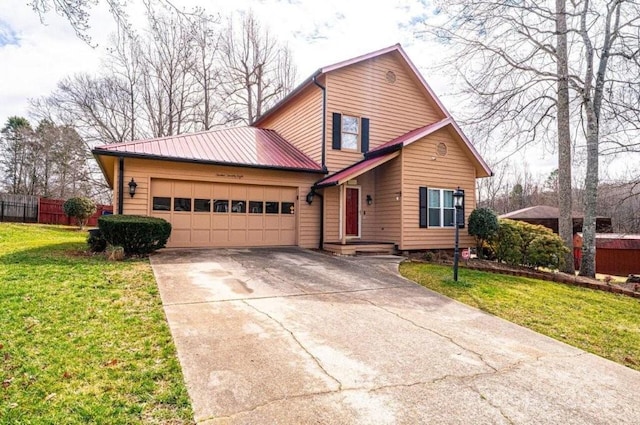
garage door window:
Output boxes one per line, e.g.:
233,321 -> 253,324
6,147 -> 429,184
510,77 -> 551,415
281,202 -> 295,214
213,200 -> 228,212
249,201 -> 263,213
265,202 -> 279,214
194,199 -> 211,212
231,200 -> 246,213
153,197 -> 171,211
174,198 -> 192,212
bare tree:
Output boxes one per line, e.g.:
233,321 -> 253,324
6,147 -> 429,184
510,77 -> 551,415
220,11 -> 297,124
415,0 -> 640,276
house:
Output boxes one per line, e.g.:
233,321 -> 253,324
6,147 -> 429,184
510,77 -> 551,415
500,205 -> 612,234
92,44 -> 492,252
573,233 -> 640,276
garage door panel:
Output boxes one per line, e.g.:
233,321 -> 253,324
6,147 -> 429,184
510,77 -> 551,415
192,214 -> 211,229
230,215 -> 247,229
192,230 -> 211,243
172,214 -> 191,229
151,179 -> 298,247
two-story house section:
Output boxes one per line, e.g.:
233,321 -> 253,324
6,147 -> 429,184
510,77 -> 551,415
93,44 -> 492,251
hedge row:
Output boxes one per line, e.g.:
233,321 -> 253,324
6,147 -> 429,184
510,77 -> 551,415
91,215 -> 172,255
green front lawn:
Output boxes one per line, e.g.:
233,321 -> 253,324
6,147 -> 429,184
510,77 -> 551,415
0,224 -> 193,424
400,262 -> 640,371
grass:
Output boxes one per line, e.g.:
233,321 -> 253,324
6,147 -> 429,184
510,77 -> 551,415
400,262 -> 640,371
0,223 -> 193,424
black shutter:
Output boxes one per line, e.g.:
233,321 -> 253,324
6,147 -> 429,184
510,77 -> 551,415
332,113 -> 341,150
419,187 -> 428,228
361,118 -> 370,153
457,189 -> 466,228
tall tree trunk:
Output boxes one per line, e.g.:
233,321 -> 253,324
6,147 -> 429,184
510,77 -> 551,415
556,0 -> 575,273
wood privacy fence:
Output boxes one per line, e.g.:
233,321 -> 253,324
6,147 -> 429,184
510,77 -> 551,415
0,193 -> 112,226
38,198 -> 112,227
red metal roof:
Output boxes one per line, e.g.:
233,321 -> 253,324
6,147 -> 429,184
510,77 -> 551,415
92,127 -> 323,172
367,119 -> 452,156
314,151 -> 399,188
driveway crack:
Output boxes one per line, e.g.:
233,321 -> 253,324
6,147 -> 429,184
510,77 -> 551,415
241,299 -> 343,391
357,298 -> 499,374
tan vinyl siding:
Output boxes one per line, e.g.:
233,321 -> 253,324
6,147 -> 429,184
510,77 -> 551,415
325,51 -> 444,173
369,158 -> 402,243
117,158 -> 320,248
400,129 -> 476,250
257,84 -> 324,165
323,186 -> 340,242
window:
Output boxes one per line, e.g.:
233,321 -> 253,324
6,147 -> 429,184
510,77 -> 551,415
341,115 -> 359,150
213,199 -> 228,213
265,202 -> 279,214
194,199 -> 211,212
281,202 -> 295,215
174,197 -> 191,212
249,201 -> 263,214
152,197 -> 171,211
419,188 -> 456,228
231,200 -> 246,213
332,113 -> 370,152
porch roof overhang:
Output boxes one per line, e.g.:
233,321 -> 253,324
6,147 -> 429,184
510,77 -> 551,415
313,151 -> 400,189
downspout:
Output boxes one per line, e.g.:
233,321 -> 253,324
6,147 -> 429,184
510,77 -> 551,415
118,157 -> 124,215
312,189 -> 324,250
312,75 -> 327,171
312,75 -> 327,250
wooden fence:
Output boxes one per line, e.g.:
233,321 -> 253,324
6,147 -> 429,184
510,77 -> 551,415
0,193 -> 112,226
38,198 -> 113,227
0,194 -> 39,223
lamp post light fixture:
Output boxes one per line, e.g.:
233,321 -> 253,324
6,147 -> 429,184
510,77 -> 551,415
452,187 -> 465,281
128,178 -> 138,198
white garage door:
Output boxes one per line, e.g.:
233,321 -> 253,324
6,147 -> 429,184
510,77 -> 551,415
150,179 -> 297,247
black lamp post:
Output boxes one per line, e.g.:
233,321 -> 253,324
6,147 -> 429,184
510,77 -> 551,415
452,187 -> 465,281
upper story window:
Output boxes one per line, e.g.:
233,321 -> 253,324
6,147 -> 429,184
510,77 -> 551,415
341,115 -> 359,150
332,113 -> 370,153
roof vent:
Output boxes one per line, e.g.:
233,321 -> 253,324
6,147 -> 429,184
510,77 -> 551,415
385,71 -> 396,84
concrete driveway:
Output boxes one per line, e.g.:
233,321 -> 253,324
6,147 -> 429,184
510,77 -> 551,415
150,248 -> 640,424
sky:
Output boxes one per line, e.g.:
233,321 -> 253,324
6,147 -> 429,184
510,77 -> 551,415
0,0 -> 578,182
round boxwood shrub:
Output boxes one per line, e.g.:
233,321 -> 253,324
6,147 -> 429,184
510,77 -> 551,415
63,197 -> 97,230
98,215 -> 172,256
468,207 -> 499,259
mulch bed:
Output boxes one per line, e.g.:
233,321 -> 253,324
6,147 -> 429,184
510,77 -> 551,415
407,254 -> 640,300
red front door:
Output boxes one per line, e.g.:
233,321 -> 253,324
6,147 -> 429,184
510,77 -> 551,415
345,188 -> 359,237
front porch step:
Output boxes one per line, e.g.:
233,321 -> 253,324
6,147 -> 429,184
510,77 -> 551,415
323,242 -> 396,256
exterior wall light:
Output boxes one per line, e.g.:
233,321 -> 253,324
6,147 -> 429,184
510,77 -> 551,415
366,194 -> 373,205
128,178 -> 138,198
452,186 -> 465,281
306,191 -> 315,205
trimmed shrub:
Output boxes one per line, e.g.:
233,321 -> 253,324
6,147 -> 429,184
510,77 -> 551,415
468,207 -> 499,259
87,229 -> 107,252
490,219 -> 524,265
63,197 -> 97,230
527,233 -> 569,269
98,215 -> 172,255
489,218 -> 568,269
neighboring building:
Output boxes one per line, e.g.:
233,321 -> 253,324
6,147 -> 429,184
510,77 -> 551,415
574,233 -> 640,276
92,44 -> 492,251
500,205 -> 612,234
